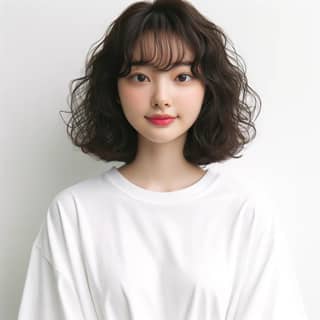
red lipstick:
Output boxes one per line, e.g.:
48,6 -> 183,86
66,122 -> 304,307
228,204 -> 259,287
145,114 -> 177,126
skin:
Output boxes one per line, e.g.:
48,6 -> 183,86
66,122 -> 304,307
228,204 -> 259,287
117,34 -> 207,192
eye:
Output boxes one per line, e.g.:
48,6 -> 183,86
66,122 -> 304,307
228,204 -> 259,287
129,73 -> 149,82
128,72 -> 193,83
176,73 -> 193,82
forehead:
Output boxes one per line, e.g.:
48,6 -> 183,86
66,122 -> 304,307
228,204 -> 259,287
131,31 -> 195,69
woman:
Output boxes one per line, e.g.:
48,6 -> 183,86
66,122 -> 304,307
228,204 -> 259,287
18,0 -> 308,319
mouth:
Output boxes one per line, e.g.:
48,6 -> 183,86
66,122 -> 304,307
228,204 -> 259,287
145,113 -> 177,119
145,116 -> 177,120
145,116 -> 176,126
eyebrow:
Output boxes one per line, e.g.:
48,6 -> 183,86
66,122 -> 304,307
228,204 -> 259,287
130,61 -> 193,68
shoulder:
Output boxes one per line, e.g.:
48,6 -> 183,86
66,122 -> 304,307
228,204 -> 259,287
49,169 -> 112,208
209,163 -> 254,204
211,164 -> 280,224
33,171 -> 108,248
38,170 -> 109,233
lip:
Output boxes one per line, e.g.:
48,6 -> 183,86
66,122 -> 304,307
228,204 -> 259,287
146,117 -> 176,126
146,114 -> 177,120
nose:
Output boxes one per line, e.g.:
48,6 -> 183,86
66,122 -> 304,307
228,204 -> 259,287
151,78 -> 172,109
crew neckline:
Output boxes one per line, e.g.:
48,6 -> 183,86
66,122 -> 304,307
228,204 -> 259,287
103,165 -> 217,204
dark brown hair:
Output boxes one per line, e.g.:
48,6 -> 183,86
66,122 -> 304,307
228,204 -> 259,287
61,0 -> 262,165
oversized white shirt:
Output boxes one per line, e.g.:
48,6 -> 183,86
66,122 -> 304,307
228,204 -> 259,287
17,164 -> 308,319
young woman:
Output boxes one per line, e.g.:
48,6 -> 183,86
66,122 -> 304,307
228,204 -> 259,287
18,0 -> 308,319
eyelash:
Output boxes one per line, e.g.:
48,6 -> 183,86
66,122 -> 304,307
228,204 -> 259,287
128,73 -> 194,83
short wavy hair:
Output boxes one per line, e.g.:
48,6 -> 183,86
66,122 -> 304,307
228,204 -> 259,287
61,0 -> 262,166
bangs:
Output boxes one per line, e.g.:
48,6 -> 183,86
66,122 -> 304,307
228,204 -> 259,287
118,30 -> 203,79
116,3 -> 206,79
130,31 -> 193,71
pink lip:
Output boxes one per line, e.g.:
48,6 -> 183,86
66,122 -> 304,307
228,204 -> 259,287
146,115 -> 176,119
146,117 -> 176,126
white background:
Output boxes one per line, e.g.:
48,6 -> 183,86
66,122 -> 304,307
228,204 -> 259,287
1,0 -> 318,319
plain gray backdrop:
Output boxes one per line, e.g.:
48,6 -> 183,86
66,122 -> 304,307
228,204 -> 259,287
1,0 -> 318,319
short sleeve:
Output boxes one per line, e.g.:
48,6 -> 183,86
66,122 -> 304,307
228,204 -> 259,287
17,244 -> 85,320
17,191 -> 98,320
226,191 -> 309,320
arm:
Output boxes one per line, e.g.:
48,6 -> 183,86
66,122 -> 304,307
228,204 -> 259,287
226,192 -> 308,320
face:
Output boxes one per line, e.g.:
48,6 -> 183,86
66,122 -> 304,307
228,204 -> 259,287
117,33 -> 205,145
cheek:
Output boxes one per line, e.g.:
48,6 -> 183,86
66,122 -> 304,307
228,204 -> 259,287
118,83 -> 147,106
117,83 -> 149,122
176,85 -> 205,108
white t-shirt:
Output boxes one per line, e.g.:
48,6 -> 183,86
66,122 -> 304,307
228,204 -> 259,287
17,164 -> 308,320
